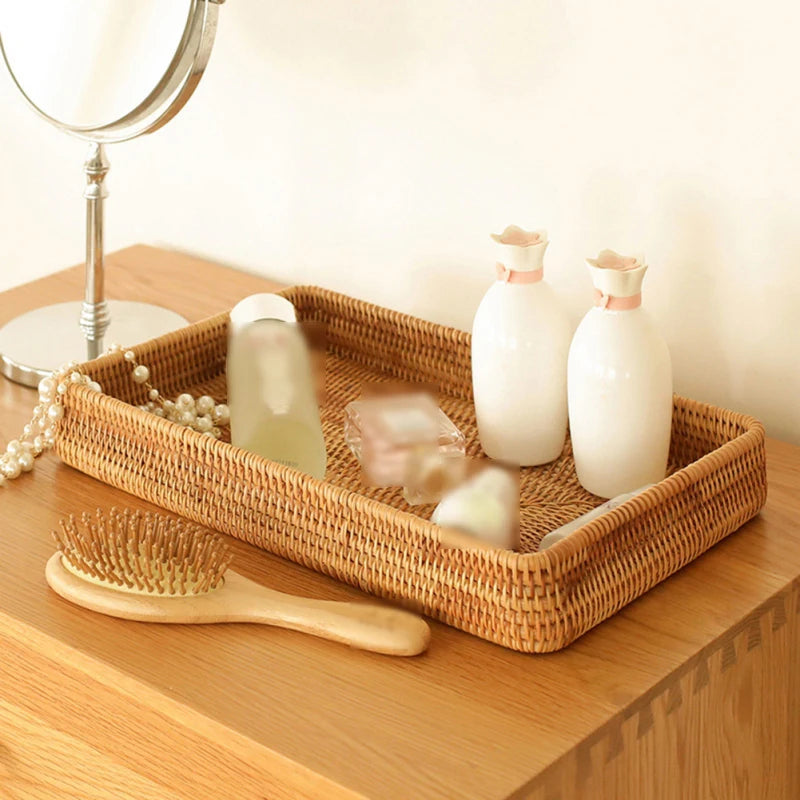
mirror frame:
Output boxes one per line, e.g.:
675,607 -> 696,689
0,0 -> 224,144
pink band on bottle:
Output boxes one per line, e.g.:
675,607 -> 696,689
593,288 -> 642,311
495,263 -> 544,284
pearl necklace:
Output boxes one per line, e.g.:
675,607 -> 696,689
0,344 -> 229,488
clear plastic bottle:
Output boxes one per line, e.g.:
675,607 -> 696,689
227,294 -> 327,480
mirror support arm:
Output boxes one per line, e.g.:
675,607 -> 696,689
81,143 -> 111,360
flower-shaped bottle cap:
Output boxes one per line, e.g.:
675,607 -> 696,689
491,225 -> 549,272
586,249 -> 648,298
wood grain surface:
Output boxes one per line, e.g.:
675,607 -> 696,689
0,245 -> 798,799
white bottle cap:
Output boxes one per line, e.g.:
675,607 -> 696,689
585,250 -> 648,298
229,294 -> 297,336
490,226 -> 549,272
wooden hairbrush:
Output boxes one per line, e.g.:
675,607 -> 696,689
46,508 -> 430,657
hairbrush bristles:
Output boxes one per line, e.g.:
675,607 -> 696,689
52,508 -> 232,596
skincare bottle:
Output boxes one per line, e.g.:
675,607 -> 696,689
567,251 -> 672,498
227,294 -> 327,480
431,465 -> 519,550
537,484 -> 654,551
343,393 -> 465,488
471,226 -> 572,466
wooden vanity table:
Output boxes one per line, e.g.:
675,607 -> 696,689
0,246 -> 798,799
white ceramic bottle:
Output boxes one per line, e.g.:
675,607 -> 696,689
471,226 -> 572,466
567,250 -> 672,498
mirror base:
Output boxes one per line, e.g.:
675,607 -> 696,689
0,301 -> 188,387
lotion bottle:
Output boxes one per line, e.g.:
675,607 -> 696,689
471,226 -> 572,465
228,294 -> 327,480
567,251 -> 672,498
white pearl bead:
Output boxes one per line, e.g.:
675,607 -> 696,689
37,416 -> 50,431
176,393 -> 195,411
196,395 -> 215,416
22,424 -> 32,437
195,415 -> 213,433
152,408 -> 164,418
124,350 -> 136,361
18,452 -> 34,472
213,404 -> 230,425
6,440 -> 22,456
70,371 -> 83,384
88,381 -> 102,393
3,458 -> 21,479
33,436 -> 44,453
211,427 -> 221,438
132,365 -> 150,384
32,405 -> 44,418
38,377 -> 55,399
178,410 -> 196,427
20,442 -> 35,454
148,388 -> 159,400
43,429 -> 56,446
47,405 -> 64,422
57,382 -> 68,395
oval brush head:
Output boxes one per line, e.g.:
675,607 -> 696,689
52,508 -> 232,597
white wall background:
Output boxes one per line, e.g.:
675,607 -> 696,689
1,0 -> 798,443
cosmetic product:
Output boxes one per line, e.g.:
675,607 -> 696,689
344,393 -> 465,488
472,226 -> 572,466
568,251 -> 672,498
431,465 -> 519,550
47,508 -> 430,657
401,446 -> 467,506
537,484 -> 654,551
228,294 -> 327,480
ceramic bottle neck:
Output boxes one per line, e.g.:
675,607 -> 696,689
494,238 -> 548,283
588,263 -> 647,311
496,239 -> 548,272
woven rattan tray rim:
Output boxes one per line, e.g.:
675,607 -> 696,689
62,343 -> 765,573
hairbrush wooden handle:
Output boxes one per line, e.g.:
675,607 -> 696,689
232,576 -> 431,656
46,554 -> 430,657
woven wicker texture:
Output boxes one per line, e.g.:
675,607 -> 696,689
56,286 -> 768,652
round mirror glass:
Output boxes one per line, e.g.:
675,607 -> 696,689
1,0 -> 194,134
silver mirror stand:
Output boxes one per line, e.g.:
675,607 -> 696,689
0,144 -> 188,385
82,143 -> 112,361
0,0 -> 224,387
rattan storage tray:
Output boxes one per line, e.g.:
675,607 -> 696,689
55,286 -> 768,652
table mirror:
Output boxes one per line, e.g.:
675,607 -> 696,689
0,0 -> 225,386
